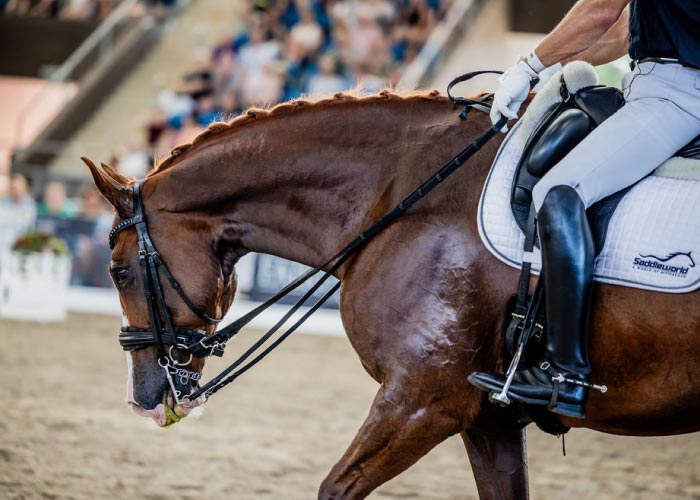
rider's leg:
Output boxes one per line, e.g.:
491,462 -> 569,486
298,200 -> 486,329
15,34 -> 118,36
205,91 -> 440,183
470,185 -> 595,418
469,62 -> 700,418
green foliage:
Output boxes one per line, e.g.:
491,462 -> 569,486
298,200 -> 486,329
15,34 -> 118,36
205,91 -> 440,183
12,232 -> 70,256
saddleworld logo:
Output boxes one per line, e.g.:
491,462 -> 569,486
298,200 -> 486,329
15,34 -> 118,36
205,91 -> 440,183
632,251 -> 696,278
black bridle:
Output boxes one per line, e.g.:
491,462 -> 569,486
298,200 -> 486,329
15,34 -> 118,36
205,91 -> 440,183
111,71 -> 506,408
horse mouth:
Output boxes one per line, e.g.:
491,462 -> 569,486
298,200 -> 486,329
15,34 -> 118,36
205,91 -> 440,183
127,390 -> 204,427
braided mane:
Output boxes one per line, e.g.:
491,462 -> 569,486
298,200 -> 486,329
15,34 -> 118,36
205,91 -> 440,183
149,89 -> 449,175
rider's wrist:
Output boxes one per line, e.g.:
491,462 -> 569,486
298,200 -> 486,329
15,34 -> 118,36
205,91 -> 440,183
525,51 -> 546,73
516,59 -> 539,77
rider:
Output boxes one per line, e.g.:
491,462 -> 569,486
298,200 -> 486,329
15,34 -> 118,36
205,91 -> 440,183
469,0 -> 700,418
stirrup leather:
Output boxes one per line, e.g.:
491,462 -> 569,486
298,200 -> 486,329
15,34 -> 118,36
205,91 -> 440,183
538,361 -> 608,410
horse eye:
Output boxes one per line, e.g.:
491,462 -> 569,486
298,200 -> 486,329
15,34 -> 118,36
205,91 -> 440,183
113,267 -> 131,286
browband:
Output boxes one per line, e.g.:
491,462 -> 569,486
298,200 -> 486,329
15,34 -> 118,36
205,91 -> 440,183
109,215 -> 142,249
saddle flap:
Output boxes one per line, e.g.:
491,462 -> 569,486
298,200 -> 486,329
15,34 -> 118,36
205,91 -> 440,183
526,108 -> 594,177
510,83 -> 625,247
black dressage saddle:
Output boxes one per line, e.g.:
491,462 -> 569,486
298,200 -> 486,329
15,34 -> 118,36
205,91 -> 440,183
510,82 -> 700,253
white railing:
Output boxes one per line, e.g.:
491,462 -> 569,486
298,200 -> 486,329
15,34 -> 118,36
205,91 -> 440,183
400,0 -> 481,89
51,0 -> 143,83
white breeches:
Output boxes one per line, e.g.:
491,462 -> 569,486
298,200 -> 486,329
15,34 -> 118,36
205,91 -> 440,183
532,62 -> 700,211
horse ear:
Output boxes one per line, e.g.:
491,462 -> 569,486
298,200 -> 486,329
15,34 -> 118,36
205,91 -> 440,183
81,157 -> 133,216
100,161 -> 131,186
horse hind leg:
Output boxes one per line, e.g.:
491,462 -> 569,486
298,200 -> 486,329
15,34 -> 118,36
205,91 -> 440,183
318,380 -> 463,500
461,424 -> 530,500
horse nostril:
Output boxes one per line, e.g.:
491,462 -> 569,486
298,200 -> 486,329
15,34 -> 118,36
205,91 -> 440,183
134,391 -> 164,411
132,359 -> 169,411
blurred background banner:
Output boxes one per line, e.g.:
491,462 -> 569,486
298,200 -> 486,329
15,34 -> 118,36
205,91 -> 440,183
251,254 -> 340,308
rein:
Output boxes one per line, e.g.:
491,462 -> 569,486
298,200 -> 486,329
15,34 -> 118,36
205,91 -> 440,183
112,71 -> 506,407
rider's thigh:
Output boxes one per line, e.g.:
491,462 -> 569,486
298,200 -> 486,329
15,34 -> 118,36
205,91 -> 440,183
532,92 -> 700,211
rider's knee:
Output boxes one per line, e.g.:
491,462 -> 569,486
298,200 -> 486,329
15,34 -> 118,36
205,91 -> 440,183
533,181 -> 584,213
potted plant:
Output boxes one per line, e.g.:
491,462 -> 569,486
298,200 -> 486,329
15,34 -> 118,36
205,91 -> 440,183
0,231 -> 72,322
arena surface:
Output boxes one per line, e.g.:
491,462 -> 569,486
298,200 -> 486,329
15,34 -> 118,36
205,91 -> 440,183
2,313 -> 699,500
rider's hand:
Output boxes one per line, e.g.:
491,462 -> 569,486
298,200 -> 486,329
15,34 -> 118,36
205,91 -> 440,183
490,59 -> 539,132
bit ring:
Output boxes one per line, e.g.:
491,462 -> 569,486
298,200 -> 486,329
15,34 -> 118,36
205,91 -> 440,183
169,344 -> 193,366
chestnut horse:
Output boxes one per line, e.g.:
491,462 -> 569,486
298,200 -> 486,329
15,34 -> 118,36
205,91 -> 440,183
85,90 -> 700,500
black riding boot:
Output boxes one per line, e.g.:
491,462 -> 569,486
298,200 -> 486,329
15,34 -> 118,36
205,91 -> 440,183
469,185 -> 595,418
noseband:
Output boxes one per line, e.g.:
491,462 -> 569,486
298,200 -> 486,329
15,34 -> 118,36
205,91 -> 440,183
110,71 -> 506,408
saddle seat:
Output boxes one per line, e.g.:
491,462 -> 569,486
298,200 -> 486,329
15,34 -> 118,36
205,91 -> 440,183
477,62 -> 700,294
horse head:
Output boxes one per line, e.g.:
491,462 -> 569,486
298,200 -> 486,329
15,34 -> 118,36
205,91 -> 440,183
686,252 -> 696,268
83,158 -> 239,426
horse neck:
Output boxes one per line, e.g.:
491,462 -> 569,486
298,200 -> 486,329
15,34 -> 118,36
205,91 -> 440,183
148,95 -> 491,270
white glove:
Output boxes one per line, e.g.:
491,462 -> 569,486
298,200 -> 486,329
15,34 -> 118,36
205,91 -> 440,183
490,59 -> 538,132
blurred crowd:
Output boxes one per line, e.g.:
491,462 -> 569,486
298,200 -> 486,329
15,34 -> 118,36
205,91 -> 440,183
0,0 -> 174,19
114,0 -> 449,177
0,173 -> 114,286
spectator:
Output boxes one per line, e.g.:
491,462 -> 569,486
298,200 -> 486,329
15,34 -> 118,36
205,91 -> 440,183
114,143 -> 150,179
336,8 -> 389,72
157,89 -> 195,125
308,53 -> 350,95
77,184 -> 109,220
194,96 -> 221,126
0,173 -> 37,251
238,22 -> 284,106
37,181 -> 77,218
287,1 -> 324,60
218,87 -> 243,118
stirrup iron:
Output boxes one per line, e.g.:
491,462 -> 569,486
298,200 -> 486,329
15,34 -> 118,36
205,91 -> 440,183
491,278 -> 545,405
490,341 -> 524,406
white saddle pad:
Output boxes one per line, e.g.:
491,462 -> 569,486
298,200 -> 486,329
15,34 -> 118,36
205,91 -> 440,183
477,118 -> 700,294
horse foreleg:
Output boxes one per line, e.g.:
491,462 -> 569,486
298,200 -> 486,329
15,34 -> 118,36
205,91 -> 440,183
461,425 -> 530,500
318,381 -> 461,500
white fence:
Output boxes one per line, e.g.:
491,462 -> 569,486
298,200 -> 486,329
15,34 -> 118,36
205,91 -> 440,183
0,252 -> 71,322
